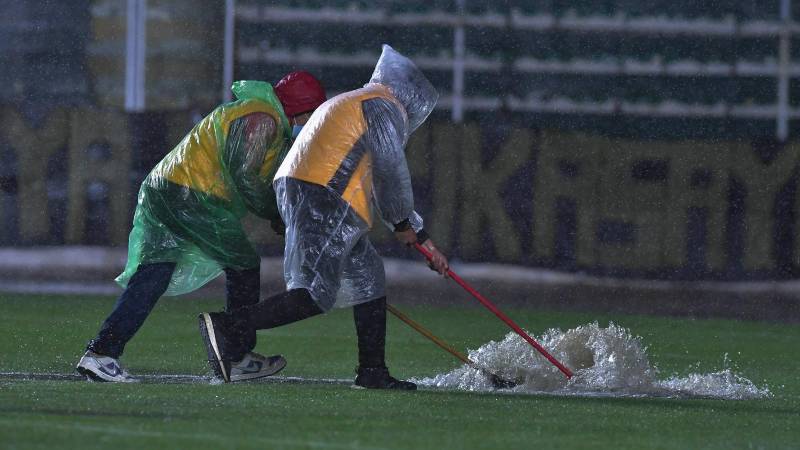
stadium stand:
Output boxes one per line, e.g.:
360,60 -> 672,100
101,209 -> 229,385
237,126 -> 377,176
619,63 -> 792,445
235,0 -> 796,138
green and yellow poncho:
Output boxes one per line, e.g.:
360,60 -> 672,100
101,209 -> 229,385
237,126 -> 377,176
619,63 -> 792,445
116,80 -> 291,295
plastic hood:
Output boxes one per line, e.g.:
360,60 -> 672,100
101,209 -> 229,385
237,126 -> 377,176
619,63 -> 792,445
368,44 -> 438,132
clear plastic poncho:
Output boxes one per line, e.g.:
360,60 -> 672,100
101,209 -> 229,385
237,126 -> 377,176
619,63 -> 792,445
274,44 -> 438,310
116,81 -> 291,296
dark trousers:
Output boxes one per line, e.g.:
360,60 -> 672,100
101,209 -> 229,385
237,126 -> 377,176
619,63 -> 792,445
88,262 -> 260,358
221,288 -> 386,368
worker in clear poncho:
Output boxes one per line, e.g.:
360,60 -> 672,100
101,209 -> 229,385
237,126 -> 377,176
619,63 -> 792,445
77,72 -> 327,383
198,45 -> 449,390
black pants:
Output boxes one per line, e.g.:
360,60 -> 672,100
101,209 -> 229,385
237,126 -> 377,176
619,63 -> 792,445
221,288 -> 387,368
88,262 -> 260,358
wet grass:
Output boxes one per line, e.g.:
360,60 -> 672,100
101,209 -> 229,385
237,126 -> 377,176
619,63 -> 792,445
1,293 -> 798,449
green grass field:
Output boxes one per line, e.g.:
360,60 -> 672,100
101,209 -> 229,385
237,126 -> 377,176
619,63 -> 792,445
1,293 -> 798,449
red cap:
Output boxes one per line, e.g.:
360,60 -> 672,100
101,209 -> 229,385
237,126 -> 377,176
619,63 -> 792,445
274,71 -> 327,117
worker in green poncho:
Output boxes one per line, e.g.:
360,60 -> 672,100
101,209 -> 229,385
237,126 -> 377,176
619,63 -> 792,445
76,72 -> 327,383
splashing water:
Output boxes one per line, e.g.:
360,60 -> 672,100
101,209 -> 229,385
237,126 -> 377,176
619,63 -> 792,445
413,322 -> 771,400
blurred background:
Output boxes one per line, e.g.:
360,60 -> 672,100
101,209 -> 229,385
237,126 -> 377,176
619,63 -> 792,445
2,0 -> 800,286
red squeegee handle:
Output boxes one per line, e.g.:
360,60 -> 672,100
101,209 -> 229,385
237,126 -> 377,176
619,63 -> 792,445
413,243 -> 573,379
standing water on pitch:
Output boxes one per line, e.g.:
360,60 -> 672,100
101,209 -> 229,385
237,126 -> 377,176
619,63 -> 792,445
412,322 -> 771,399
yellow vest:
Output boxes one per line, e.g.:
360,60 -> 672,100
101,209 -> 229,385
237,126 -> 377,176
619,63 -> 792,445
276,84 -> 400,226
157,99 -> 285,202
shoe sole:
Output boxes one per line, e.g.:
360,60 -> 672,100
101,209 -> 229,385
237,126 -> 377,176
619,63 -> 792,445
349,383 -> 417,391
350,380 -> 418,391
199,313 -> 229,382
76,360 -> 137,383
229,357 -> 288,382
76,365 -> 112,382
349,385 -> 417,391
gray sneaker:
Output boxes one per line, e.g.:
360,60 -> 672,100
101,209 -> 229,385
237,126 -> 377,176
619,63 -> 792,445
76,350 -> 137,383
229,352 -> 287,382
198,312 -> 287,383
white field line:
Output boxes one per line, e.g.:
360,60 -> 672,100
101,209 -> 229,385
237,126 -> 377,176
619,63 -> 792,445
0,371 -> 352,386
0,371 -> 705,399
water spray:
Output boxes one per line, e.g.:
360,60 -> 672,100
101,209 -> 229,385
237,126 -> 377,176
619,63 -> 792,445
413,243 -> 574,379
386,303 -> 515,389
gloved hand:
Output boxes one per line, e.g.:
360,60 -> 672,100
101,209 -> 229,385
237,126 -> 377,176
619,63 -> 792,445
270,217 -> 286,236
393,228 -> 417,245
393,219 -> 416,245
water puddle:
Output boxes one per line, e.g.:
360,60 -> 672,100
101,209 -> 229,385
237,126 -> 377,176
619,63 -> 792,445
412,322 -> 771,400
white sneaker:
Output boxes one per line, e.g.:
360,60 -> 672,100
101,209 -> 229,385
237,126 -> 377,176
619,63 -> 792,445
76,350 -> 137,383
229,352 -> 287,382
